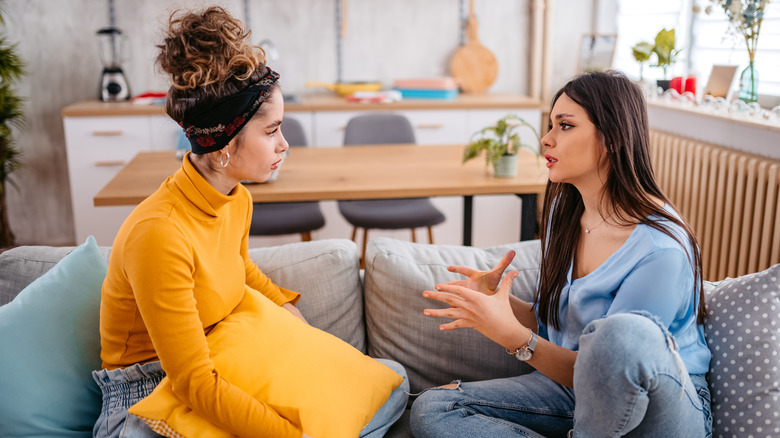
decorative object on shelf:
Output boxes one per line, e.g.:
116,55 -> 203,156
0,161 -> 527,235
631,41 -> 654,81
393,77 -> 459,100
706,0 -> 769,103
630,28 -> 682,90
0,6 -> 25,248
653,28 -> 682,90
463,113 -> 540,178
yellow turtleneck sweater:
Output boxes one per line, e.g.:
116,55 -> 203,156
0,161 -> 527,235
100,153 -> 302,437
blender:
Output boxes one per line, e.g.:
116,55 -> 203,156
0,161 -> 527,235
97,27 -> 130,101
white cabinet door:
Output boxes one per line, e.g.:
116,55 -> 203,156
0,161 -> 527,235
311,111 -> 362,147
400,110 -> 468,145
149,116 -> 182,151
312,109 -> 470,147
64,116 -> 153,245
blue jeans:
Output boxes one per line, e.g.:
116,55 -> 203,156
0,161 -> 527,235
410,312 -> 712,438
92,361 -> 165,438
92,358 -> 409,437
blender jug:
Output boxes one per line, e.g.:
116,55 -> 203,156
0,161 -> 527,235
97,27 -> 130,101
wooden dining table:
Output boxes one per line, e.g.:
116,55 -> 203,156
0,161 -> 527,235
93,144 -> 549,245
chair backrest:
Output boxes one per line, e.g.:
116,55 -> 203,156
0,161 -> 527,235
281,117 -> 308,147
343,113 -> 416,146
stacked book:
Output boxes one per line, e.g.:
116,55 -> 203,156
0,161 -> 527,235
393,77 -> 459,100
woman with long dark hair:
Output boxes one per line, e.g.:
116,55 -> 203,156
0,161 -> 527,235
410,70 -> 711,437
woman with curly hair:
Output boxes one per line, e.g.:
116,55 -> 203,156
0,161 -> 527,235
92,7 -> 407,437
411,71 -> 711,437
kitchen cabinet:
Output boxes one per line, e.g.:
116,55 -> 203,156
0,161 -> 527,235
62,104 -> 181,245
62,94 -> 542,247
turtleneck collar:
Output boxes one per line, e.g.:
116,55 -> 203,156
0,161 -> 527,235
171,152 -> 237,217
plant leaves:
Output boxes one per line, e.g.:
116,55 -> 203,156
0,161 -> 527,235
632,41 -> 654,62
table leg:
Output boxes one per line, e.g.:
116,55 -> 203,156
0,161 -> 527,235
463,195 -> 473,246
518,193 -> 538,241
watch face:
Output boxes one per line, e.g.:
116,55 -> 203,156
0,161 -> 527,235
515,348 -> 532,361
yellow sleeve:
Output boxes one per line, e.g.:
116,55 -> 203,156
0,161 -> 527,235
241,201 -> 301,307
244,255 -> 301,306
124,219 -> 301,437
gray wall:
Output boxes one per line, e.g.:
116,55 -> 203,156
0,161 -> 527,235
2,0 -> 601,245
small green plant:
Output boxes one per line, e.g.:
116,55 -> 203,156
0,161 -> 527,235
652,28 -> 682,79
630,28 -> 683,80
0,1 -> 25,248
631,41 -> 654,80
463,113 -> 540,169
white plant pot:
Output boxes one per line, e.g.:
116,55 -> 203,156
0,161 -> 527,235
493,154 -> 518,178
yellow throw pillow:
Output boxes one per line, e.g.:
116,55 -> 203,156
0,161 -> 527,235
129,286 -> 403,438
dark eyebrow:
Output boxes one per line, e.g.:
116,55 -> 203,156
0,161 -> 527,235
267,119 -> 282,129
552,113 -> 577,120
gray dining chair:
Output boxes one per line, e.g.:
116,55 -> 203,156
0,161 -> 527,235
338,113 -> 446,261
249,117 -> 325,241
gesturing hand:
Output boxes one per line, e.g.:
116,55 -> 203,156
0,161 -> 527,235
423,269 -> 526,350
438,250 -> 516,295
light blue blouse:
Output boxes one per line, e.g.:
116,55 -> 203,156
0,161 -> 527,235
537,207 -> 712,375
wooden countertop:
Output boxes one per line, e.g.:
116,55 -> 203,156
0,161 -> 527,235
62,93 -> 542,117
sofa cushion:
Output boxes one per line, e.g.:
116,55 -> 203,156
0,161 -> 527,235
129,286 -> 403,438
0,244 -> 111,306
704,263 -> 780,438
248,239 -> 365,352
0,236 -> 107,437
364,237 -> 541,393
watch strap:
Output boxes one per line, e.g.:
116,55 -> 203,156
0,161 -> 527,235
506,331 -> 538,361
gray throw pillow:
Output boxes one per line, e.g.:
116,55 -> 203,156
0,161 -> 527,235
364,237 -> 541,393
0,244 -> 112,306
704,263 -> 780,438
249,239 -> 365,352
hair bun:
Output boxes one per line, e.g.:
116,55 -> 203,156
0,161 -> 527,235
157,6 -> 265,90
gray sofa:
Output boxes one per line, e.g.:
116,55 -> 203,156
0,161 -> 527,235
0,237 -> 778,438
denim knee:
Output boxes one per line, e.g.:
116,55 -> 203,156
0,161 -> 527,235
578,311 -> 670,369
410,383 -> 463,434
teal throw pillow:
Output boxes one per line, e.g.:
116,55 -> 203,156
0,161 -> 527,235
0,236 -> 107,437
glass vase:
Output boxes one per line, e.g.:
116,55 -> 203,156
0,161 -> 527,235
738,61 -> 759,103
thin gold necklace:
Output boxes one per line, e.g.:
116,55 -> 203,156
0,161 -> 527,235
584,215 -> 609,234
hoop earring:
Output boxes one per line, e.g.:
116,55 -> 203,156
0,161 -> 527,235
220,151 -> 230,168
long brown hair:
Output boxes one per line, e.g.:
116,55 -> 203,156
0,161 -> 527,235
535,70 -> 706,330
156,6 -> 276,126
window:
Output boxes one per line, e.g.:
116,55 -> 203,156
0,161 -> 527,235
614,1 -> 780,100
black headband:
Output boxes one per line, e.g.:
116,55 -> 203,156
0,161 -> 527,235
181,68 -> 280,154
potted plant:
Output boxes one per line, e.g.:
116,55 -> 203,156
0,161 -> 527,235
463,113 -> 540,178
631,41 -> 654,82
652,27 -> 682,90
0,4 -> 25,248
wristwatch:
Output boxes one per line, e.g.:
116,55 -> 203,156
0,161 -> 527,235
507,331 -> 538,361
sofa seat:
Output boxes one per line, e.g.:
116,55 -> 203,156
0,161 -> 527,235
1,237 -> 778,438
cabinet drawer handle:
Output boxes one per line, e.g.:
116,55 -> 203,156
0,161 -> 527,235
94,160 -> 126,167
416,123 -> 445,130
91,130 -> 123,137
